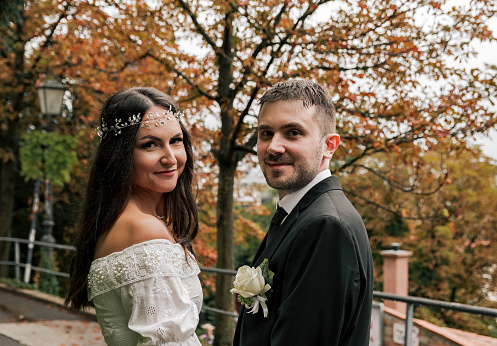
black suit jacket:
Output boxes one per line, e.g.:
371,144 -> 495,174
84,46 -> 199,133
233,176 -> 374,346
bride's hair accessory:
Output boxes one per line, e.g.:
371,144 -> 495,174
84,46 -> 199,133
96,107 -> 182,138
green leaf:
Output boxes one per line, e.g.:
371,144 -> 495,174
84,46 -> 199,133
259,258 -> 274,289
19,131 -> 79,187
238,295 -> 254,308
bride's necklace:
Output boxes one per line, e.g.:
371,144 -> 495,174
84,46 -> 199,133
156,214 -> 165,220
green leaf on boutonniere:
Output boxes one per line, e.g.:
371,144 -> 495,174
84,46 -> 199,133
238,295 -> 255,308
259,258 -> 274,294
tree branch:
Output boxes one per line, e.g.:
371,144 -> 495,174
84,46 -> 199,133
146,52 -> 216,101
337,129 -> 428,172
234,144 -> 256,156
30,2 -> 70,72
231,1 -> 289,95
230,1 -> 327,159
355,163 -> 449,196
175,0 -> 218,52
229,84 -> 261,155
342,187 -> 444,221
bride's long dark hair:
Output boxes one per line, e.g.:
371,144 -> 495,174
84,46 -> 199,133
65,87 -> 198,311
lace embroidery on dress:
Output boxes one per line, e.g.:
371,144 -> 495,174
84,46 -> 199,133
88,239 -> 199,300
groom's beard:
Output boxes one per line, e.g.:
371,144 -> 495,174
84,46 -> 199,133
261,151 -> 320,194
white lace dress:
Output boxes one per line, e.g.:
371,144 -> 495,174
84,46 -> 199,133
87,239 -> 203,346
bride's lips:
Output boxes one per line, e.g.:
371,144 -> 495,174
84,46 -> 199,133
155,169 -> 176,176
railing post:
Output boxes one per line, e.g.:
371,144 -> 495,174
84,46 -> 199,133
24,228 -> 36,283
25,178 -> 41,284
404,302 -> 414,345
41,179 -> 55,267
14,241 -> 20,281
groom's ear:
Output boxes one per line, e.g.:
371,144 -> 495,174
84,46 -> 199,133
323,134 -> 340,159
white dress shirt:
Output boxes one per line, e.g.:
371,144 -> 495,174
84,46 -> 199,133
277,170 -> 331,222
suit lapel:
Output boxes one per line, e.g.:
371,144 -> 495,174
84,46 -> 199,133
250,237 -> 267,266
251,211 -> 299,266
251,176 -> 342,267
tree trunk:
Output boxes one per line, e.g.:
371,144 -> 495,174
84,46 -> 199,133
1,6 -> 24,277
213,9 -> 237,344
0,117 -> 20,277
213,161 -> 237,345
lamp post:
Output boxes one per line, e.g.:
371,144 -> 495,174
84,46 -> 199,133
37,79 -> 66,116
35,79 -> 66,266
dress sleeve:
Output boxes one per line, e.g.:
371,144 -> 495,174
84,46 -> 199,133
121,275 -> 201,346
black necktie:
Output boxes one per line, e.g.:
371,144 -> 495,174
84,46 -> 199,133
266,206 -> 288,246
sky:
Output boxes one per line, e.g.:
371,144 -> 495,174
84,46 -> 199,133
187,1 -> 497,160
294,1 -> 497,161
471,33 -> 497,161
454,2 -> 497,160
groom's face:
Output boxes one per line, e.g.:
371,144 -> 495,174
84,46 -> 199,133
257,100 -> 330,198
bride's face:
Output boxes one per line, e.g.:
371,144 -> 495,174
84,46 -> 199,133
132,106 -> 187,195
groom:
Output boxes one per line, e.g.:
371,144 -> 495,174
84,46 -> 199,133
233,80 -> 374,345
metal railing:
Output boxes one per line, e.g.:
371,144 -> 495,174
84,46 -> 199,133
0,237 -> 74,279
1,236 -> 497,345
373,291 -> 497,345
0,236 -> 239,318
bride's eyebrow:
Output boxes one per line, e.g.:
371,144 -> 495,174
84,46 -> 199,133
138,135 -> 162,141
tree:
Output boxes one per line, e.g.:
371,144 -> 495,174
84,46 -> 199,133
408,149 -> 497,334
153,1 -> 497,342
19,131 -> 79,187
341,147 -> 497,334
0,0 -> 48,276
0,0 -> 23,27
2,1 -> 497,343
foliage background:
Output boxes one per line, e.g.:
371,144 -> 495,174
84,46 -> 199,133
1,0 -> 497,342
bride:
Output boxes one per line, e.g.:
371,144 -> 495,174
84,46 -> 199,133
65,87 -> 202,345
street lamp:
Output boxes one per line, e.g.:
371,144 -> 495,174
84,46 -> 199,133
35,78 -> 66,267
37,79 -> 66,116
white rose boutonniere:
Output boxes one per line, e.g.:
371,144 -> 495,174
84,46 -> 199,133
230,258 -> 274,318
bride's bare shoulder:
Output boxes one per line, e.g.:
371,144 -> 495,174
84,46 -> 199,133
94,208 -> 174,259
124,211 -> 174,243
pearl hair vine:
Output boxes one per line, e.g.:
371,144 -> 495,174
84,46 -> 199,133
96,107 -> 183,138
